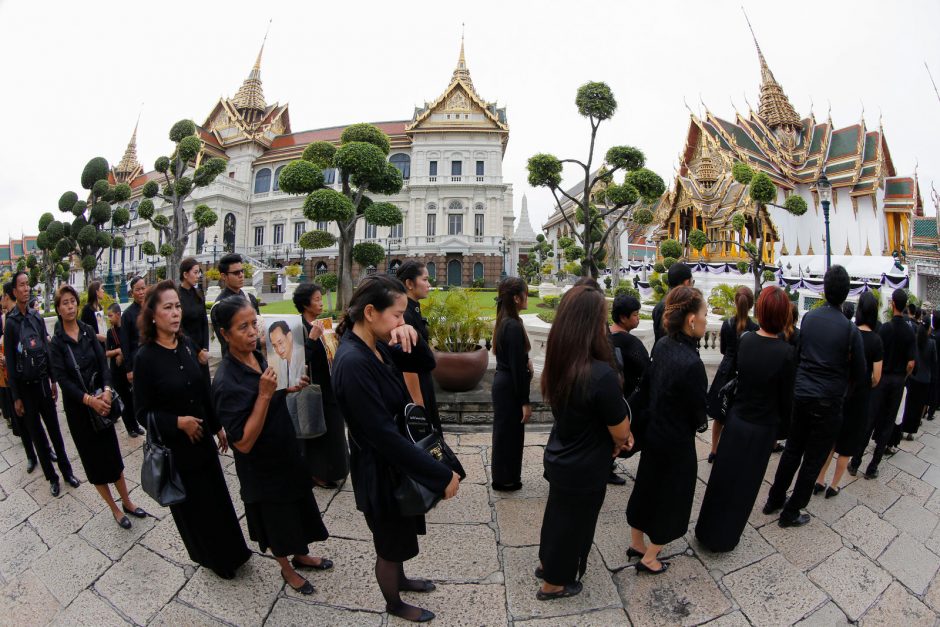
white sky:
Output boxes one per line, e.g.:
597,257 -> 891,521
1,0 -> 938,241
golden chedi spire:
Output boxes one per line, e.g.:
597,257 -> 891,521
744,11 -> 801,131
452,28 -> 474,91
233,38 -> 267,115
695,132 -> 718,189
115,119 -> 140,177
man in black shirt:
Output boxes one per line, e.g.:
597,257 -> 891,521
849,289 -> 916,477
652,263 -> 693,344
608,293 -> 649,485
0,280 -> 37,472
120,276 -> 147,384
763,265 -> 865,527
210,253 -> 261,355
4,272 -> 79,496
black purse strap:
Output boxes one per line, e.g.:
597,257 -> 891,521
64,343 -> 91,396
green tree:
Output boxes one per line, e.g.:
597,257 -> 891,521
35,212 -> 73,311
520,234 -> 554,283
281,123 -> 404,309
56,157 -> 132,286
527,82 -> 665,279
136,119 -> 226,284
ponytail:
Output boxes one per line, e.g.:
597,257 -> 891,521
734,286 -> 755,334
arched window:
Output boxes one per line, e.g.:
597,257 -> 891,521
426,261 -> 436,281
473,262 -> 484,280
223,213 -> 236,252
273,165 -> 285,191
389,259 -> 402,272
448,200 -> 463,211
254,168 -> 272,194
389,154 -> 410,179
315,261 -> 328,275
366,265 -> 377,276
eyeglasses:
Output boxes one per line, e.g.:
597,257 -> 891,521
224,269 -> 245,277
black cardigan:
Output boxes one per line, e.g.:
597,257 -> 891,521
49,321 -> 112,406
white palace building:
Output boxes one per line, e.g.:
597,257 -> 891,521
104,38 -> 533,287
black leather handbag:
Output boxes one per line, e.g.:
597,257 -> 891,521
393,404 -> 465,516
141,412 -> 187,506
64,344 -> 120,432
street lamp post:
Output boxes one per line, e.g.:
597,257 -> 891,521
298,245 -> 307,283
212,234 -> 219,267
817,174 -> 833,271
498,237 -> 509,280
105,220 -> 117,301
147,256 -> 157,283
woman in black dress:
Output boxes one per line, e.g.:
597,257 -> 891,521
491,277 -> 532,491
177,258 -> 210,380
815,292 -> 883,496
212,297 -> 331,596
707,286 -> 757,461
536,286 -> 632,600
626,286 -> 708,573
49,285 -> 145,529
332,275 -> 460,623
695,287 -> 795,552
80,280 -> 106,344
133,281 -> 251,580
292,282 -> 349,486
396,261 -> 441,433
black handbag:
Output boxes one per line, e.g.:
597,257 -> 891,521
716,377 -> 738,423
64,344 -> 119,432
287,382 -> 327,439
393,405 -> 465,516
141,411 -> 187,506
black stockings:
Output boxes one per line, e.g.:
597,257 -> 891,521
375,557 -> 427,620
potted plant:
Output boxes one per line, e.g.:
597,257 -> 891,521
424,288 -> 492,392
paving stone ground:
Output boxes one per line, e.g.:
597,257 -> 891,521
5,413 -> 940,625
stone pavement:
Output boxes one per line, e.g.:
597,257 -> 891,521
4,417 -> 940,626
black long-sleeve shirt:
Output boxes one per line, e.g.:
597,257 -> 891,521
179,285 -> 210,351
119,302 -> 141,372
494,318 -> 531,405
793,303 -> 866,401
49,321 -> 112,406
880,315 -> 917,376
610,330 -> 649,397
3,305 -> 53,402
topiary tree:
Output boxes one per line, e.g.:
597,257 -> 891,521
317,272 -> 338,311
35,212 -> 72,311
278,123 -> 404,309
521,234 -> 554,283
527,82 -> 665,280
56,157 -> 132,286
694,162 -> 808,294
136,119 -> 226,284
659,238 -> 683,260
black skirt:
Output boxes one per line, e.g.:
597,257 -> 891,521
902,380 -> 929,434
364,512 -> 426,562
64,401 -> 124,485
627,439 -> 696,546
301,402 -> 349,482
695,414 -> 776,552
835,387 -> 872,456
538,484 -> 605,585
491,370 -> 525,485
244,491 -> 328,557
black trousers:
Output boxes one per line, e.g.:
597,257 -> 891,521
18,379 -> 72,482
851,375 -> 905,473
767,397 -> 842,519
3,387 -> 35,462
538,483 -> 605,585
110,368 -> 139,433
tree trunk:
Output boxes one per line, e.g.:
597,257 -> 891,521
337,233 -> 354,311
166,203 -> 189,287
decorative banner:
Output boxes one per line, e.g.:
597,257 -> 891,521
776,274 -> 908,295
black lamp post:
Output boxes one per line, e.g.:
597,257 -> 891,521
298,244 -> 307,283
147,255 -> 157,283
498,237 -> 509,279
817,174 -> 833,271
212,234 -> 219,266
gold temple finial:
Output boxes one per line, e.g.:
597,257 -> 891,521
743,7 -> 801,130
233,22 -> 270,114
116,108 -> 142,177
452,24 -> 474,90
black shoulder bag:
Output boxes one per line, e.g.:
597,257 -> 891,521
141,411 -> 187,506
393,404 -> 465,516
64,342 -> 122,432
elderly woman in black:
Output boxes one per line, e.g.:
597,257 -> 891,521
49,285 -> 144,529
292,282 -> 349,487
212,297 -> 332,595
396,261 -> 440,434
178,257 -> 211,378
333,275 -> 460,623
134,281 -> 250,580
626,286 -> 708,574
536,286 -> 632,600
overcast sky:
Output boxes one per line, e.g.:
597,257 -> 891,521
1,0 -> 938,241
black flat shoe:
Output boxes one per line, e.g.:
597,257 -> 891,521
762,501 -> 783,516
847,464 -> 859,477
534,566 -> 544,579
864,468 -> 880,479
536,581 -> 583,600
386,604 -> 435,622
400,578 -> 436,593
64,475 -> 80,488
626,547 -> 645,559
212,567 -> 236,580
492,482 -> 522,492
25,458 -> 37,474
778,513 -> 810,528
281,572 -> 314,595
50,480 -> 60,497
771,442 -> 785,453
122,505 -> 147,518
813,483 -> 826,495
291,557 -> 333,571
607,472 -> 627,486
825,486 -> 840,499
635,560 -> 670,575
707,453 -> 716,464
116,515 -> 132,530
128,429 -> 141,438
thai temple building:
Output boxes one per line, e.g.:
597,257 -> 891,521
0,236 -> 38,274
104,36 -> 519,287
650,22 -> 922,296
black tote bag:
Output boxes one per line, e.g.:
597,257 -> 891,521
140,412 -> 187,506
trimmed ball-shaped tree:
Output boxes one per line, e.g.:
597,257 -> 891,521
318,272 -> 338,291
663,257 -> 677,269
159,243 -> 175,257
81,157 -> 109,190
605,146 -> 644,171
77,224 -> 97,246
278,160 -> 324,195
38,212 -> 54,231
334,142 -> 386,181
732,162 -> 754,185
169,119 -> 196,142
688,228 -> 708,252
302,142 -> 337,169
632,207 -> 654,226
626,168 -> 667,203
352,242 -> 385,268
299,230 -> 337,249
749,172 -> 776,205
111,206 -> 130,227
364,202 -> 403,227
736,261 -> 749,274
81,255 -> 97,272
731,212 -> 746,232
58,191 -> 78,213
142,180 -> 159,198
575,81 -> 617,120
303,188 -> 355,222
177,135 -> 202,162
155,156 -> 170,173
90,201 -> 112,225
660,238 -> 682,260
784,195 -> 808,216
92,179 -> 110,197
340,123 -> 391,154
140,241 -> 157,256
137,199 -> 154,220
527,153 -> 563,188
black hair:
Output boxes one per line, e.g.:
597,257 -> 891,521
666,262 -> 692,288
11,270 -> 28,289
2,281 -> 13,299
268,320 -> 290,337
855,292 -> 879,329
892,288 -> 908,313
107,302 -> 122,314
219,253 -> 243,274
87,281 -> 102,310
841,301 -> 855,320
129,276 -> 145,290
823,265 -> 850,306
292,282 -> 323,314
908,302 -> 917,316
611,294 -> 641,325
396,260 -> 427,288
212,294 -> 254,335
335,274 -> 407,337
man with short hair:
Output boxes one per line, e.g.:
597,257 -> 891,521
651,262 -> 693,344
120,277 -> 147,384
849,288 -> 916,478
763,265 -> 865,527
608,293 -> 649,485
211,253 -> 261,355
4,271 -> 79,496
0,280 -> 37,472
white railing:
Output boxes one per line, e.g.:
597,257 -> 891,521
476,176 -> 484,182
451,176 -> 462,183
429,176 -> 437,182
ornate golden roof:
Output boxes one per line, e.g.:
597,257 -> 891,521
115,120 -> 140,175
233,43 -> 266,113
695,134 -> 718,185
452,35 -> 474,93
745,14 -> 800,130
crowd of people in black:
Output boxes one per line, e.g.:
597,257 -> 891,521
2,252 -> 938,621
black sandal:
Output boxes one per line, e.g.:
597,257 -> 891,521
636,560 -> 670,575
626,547 -> 645,559
290,556 -> 333,571
536,581 -> 583,601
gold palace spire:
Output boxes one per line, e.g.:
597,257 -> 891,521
452,27 -> 474,91
233,34 -> 267,115
115,116 -> 141,181
744,10 -> 801,131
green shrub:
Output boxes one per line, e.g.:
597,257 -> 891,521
662,256 -> 677,270
424,288 -> 493,352
543,295 -> 561,309
614,284 -> 640,300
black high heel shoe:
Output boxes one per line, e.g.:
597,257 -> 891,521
813,483 -> 826,495
626,547 -> 645,559
825,486 -> 840,499
636,560 -> 670,575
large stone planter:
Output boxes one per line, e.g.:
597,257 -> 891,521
432,346 -> 489,392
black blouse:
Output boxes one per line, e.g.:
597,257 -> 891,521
404,298 -> 430,344
179,285 -> 209,351
610,331 -> 649,397
49,321 -> 112,406
719,317 -> 759,360
731,333 -> 795,426
642,333 -> 707,447
301,317 -> 335,405
119,302 -> 142,372
212,352 -> 309,503
494,318 -> 531,405
80,304 -> 100,336
332,330 -> 452,518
